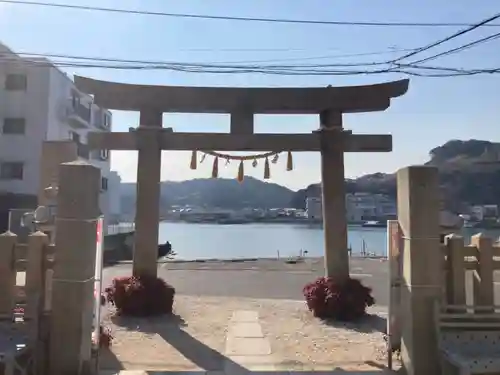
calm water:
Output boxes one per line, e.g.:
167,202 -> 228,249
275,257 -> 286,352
158,222 -> 383,260
157,222 -> 500,260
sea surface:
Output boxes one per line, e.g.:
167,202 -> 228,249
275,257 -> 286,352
156,222 -> 500,260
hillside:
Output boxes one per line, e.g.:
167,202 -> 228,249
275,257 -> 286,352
119,140 -> 500,213
120,176 -> 295,214
291,139 -> 500,211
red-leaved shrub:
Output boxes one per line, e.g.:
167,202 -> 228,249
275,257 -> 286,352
99,325 -> 113,348
105,275 -> 175,317
303,277 -> 375,321
92,325 -> 113,348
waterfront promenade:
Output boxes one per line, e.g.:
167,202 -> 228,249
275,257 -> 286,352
103,257 -> 390,305
102,256 -> 500,307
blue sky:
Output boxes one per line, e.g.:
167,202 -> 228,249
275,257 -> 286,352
0,0 -> 499,190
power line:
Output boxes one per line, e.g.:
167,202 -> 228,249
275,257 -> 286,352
0,54 -> 395,70
389,12 -> 500,63
1,30 -> 498,76
11,32 -> 494,70
10,47 -> 416,67
403,31 -> 500,65
1,32 -> 498,77
3,0 -> 500,28
0,53 -> 497,78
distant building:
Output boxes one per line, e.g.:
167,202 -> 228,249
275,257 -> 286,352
304,191 -> 396,222
470,204 -> 498,221
346,193 -> 396,222
306,197 -> 322,220
0,41 -> 113,229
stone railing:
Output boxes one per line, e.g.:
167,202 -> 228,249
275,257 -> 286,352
0,231 -> 54,317
442,233 -> 499,306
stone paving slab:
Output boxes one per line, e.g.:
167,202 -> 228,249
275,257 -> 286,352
229,322 -> 264,338
230,310 -> 259,322
225,310 -> 275,371
225,336 -> 272,356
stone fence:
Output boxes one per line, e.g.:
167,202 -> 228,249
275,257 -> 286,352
0,231 -> 53,319
443,233 -> 499,307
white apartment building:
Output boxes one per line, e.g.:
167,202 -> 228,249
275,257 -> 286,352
0,42 -> 113,228
346,193 -> 397,222
305,193 -> 397,222
305,197 -> 323,220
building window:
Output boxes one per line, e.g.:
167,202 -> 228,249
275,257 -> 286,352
70,132 -> 80,143
0,162 -> 24,180
5,74 -> 27,91
100,149 -> 109,161
103,113 -> 111,128
2,118 -> 26,134
101,177 -> 108,191
71,90 -> 80,108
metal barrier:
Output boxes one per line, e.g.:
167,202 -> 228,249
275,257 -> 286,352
106,222 -> 135,235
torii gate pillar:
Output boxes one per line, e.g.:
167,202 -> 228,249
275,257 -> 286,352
133,111 -> 162,277
318,111 -> 350,281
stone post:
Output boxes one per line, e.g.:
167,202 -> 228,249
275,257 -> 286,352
38,141 -> 78,244
38,141 -> 77,207
444,234 -> 466,306
25,231 -> 49,321
397,166 -> 441,375
0,231 -> 17,316
133,110 -> 163,277
49,161 -> 100,375
471,233 -> 494,308
317,110 -> 349,281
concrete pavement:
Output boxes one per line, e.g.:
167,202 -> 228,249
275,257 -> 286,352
102,258 -> 390,307
101,257 -> 500,308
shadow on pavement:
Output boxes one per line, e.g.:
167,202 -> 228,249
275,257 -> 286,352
99,310 -> 394,373
109,313 -> 248,373
98,347 -> 124,372
321,313 -> 387,334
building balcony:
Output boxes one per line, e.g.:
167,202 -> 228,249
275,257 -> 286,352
65,100 -> 92,129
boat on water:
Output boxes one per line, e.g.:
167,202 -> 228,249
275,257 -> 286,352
361,220 -> 387,228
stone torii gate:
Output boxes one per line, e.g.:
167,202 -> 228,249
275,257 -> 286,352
75,76 -> 409,281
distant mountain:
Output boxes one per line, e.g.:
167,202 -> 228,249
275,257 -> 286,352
120,176 -> 295,214
290,139 -> 500,211
119,140 -> 500,214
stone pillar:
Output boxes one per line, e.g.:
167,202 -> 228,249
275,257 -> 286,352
317,111 -> 349,281
133,110 -> 163,277
38,141 -> 77,206
38,141 -> 78,244
397,166 -> 441,375
0,231 -> 17,316
49,161 -> 100,375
